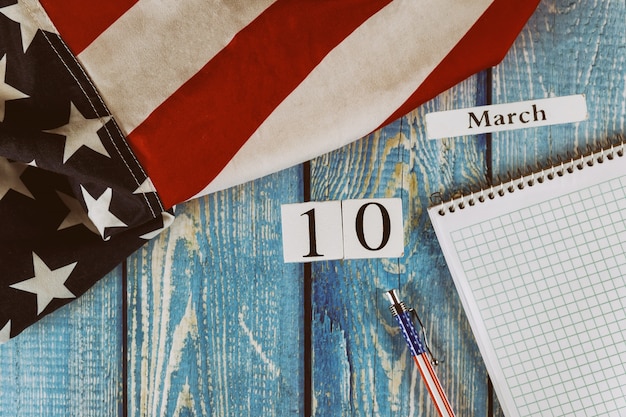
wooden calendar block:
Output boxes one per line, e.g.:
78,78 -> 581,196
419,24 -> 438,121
280,201 -> 343,262
341,198 -> 404,259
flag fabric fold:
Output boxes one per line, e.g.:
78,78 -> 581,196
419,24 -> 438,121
0,0 -> 173,341
0,0 -> 539,341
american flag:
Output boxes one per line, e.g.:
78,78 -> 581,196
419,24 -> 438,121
0,0 -> 539,341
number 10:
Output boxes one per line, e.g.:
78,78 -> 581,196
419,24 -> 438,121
281,198 -> 403,262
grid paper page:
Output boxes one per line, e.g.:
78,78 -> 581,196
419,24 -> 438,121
450,175 -> 626,417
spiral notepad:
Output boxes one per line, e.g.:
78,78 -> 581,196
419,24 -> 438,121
428,139 -> 626,417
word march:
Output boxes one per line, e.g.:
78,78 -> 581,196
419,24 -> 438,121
468,104 -> 546,129
424,95 -> 586,139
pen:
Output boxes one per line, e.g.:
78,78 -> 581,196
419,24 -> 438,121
386,289 -> 455,417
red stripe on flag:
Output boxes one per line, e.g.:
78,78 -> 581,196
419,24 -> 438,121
127,0 -> 391,208
39,0 -> 138,54
379,0 -> 541,127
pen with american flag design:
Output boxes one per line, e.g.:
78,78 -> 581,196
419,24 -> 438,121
386,289 -> 455,417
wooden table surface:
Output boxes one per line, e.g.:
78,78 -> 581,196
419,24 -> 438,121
1,1 -> 624,416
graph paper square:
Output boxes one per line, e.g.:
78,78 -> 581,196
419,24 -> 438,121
449,175 -> 626,417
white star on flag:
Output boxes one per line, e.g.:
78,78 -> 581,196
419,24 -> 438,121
80,186 -> 127,239
0,54 -> 29,122
0,157 -> 34,200
10,253 -> 77,315
0,0 -> 56,52
0,321 -> 10,343
44,102 -> 111,163
56,191 -> 99,234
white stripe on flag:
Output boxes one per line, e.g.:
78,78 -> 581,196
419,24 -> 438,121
197,0 -> 494,196
78,0 -> 276,134
415,354 -> 455,417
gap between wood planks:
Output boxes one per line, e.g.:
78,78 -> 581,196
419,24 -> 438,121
302,160 -> 313,417
481,68 -> 495,417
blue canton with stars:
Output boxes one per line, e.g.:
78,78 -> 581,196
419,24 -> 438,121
0,0 -> 174,342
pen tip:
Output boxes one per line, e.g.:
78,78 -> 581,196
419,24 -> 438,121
385,289 -> 399,305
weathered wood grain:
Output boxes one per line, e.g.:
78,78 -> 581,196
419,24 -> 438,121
490,0 -> 625,415
309,75 -> 492,417
492,0 -> 626,178
125,168 -> 304,417
0,269 -> 124,417
3,4 -> 621,417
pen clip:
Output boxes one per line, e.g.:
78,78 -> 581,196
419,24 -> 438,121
408,307 -> 440,366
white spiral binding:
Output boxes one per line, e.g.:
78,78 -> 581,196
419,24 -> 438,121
435,137 -> 625,216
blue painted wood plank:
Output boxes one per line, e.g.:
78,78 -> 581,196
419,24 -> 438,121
125,168 -> 304,417
489,1 -> 625,415
0,268 -> 124,417
492,0 -> 625,178
309,75 -> 491,416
